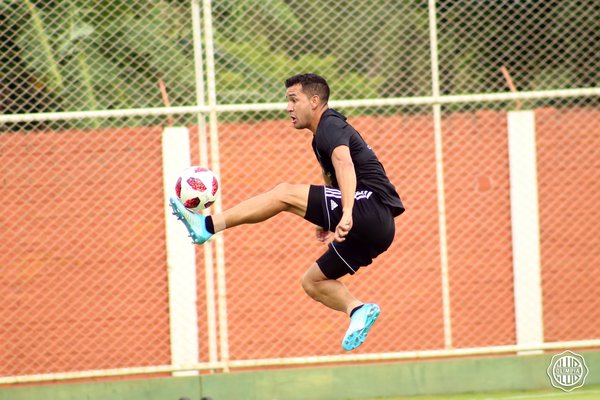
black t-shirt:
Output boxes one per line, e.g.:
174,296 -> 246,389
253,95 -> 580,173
312,109 -> 405,217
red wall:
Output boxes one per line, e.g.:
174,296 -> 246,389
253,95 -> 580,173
1,108 -> 598,376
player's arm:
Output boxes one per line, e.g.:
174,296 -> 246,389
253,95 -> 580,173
316,168 -> 334,243
331,145 -> 356,242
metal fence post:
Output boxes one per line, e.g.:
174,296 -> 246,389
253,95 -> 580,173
191,0 -> 219,367
202,0 -> 230,371
428,0 -> 453,349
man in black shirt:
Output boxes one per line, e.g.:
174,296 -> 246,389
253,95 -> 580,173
170,73 -> 404,351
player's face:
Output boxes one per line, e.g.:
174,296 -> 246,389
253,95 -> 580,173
286,84 -> 313,129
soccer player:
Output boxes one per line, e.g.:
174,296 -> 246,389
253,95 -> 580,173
170,73 -> 404,351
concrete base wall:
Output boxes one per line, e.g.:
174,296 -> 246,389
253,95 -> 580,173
2,351 -> 599,400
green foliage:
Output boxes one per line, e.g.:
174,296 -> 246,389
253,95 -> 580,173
3,0 -> 196,129
1,0 -> 597,130
215,35 -> 385,105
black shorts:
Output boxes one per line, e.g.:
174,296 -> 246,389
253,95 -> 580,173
304,185 -> 396,279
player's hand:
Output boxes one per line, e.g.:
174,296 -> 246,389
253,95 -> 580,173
316,227 -> 333,244
334,212 -> 353,243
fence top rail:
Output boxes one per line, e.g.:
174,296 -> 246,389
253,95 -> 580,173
0,87 -> 598,124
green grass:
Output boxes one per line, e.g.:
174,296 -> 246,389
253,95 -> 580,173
364,386 -> 600,400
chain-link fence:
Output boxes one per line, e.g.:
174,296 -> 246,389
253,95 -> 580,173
1,0 -> 599,383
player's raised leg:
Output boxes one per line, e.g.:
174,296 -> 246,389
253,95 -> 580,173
170,183 -> 310,244
213,182 -> 310,232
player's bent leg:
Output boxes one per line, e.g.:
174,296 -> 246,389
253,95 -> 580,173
301,263 -> 362,315
215,183 -> 310,231
301,263 -> 380,351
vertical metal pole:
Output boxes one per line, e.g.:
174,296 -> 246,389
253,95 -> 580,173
191,0 -> 218,367
428,0 -> 453,349
202,0 -> 230,372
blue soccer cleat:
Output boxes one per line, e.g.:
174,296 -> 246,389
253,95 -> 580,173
342,303 -> 381,351
169,196 -> 213,245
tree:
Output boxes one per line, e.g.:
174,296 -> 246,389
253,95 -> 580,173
2,0 -> 196,129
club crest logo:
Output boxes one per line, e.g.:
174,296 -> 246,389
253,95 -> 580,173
547,351 -> 589,392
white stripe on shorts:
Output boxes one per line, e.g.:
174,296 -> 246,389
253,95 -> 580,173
331,243 -> 356,274
323,186 -> 331,231
324,187 -> 373,201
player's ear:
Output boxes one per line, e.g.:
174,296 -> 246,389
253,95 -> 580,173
310,94 -> 320,109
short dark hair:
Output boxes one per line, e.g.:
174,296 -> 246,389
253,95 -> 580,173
285,73 -> 330,104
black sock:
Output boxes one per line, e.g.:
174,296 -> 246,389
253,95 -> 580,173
350,304 -> 364,318
205,216 -> 215,234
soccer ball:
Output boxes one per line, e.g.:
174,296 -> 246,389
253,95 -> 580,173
175,166 -> 219,211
